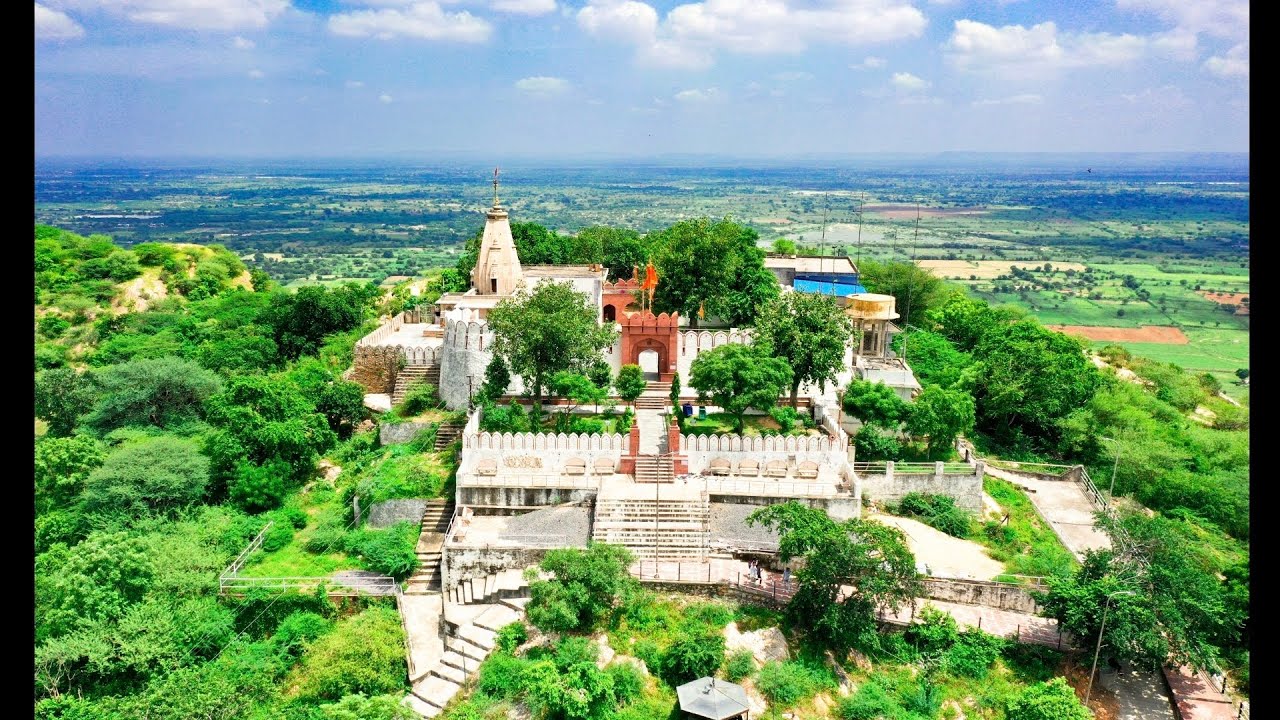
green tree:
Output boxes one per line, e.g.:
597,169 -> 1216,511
261,283 -> 374,360
907,385 -> 976,455
649,218 -> 777,326
480,355 -> 513,402
893,329 -> 973,390
747,502 -> 920,651
858,259 -> 944,328
842,379 -> 907,426
527,543 -> 638,633
755,292 -> 853,407
487,280 -> 617,419
35,436 -> 106,513
551,371 -> 608,416
35,367 -> 99,437
661,633 -> 726,685
1005,677 -> 1092,720
315,380 -> 369,439
83,356 -> 222,432
926,291 -> 1024,352
772,238 -> 798,255
615,364 -> 647,408
973,320 -> 1100,451
578,226 -> 647,280
82,436 -> 210,520
688,343 -> 793,434
36,531 -> 155,642
290,607 -> 406,702
321,694 -> 417,720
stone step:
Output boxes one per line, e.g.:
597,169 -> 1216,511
499,596 -> 530,613
440,650 -> 477,674
473,603 -> 522,633
462,580 -> 474,604
430,660 -> 467,685
455,623 -> 498,652
447,635 -> 491,663
414,675 -> 462,709
403,691 -> 442,718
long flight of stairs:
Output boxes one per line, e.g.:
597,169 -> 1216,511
591,496 -> 710,561
635,380 -> 671,409
403,571 -> 532,718
392,365 -> 441,405
405,499 -> 453,595
634,454 -> 674,483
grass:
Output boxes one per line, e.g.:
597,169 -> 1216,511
239,486 -> 363,578
974,477 -> 1078,580
681,412 -> 819,437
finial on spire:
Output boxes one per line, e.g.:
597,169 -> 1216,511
492,166 -> 500,207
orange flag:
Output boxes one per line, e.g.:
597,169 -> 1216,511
644,262 -> 657,291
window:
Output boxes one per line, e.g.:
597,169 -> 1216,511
491,278 -> 498,293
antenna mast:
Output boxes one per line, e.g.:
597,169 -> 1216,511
856,192 -> 865,267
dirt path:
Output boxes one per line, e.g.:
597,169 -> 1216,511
866,512 -> 1005,580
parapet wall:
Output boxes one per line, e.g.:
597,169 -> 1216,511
859,462 -> 985,514
679,433 -> 848,476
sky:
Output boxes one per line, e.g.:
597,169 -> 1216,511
34,0 -> 1249,157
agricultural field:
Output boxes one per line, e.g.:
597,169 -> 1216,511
35,155 -> 1248,389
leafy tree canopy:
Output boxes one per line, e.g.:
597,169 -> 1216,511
689,343 -> 793,434
83,356 -> 222,433
755,291 -> 853,407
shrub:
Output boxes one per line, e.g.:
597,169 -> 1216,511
230,459 -> 293,513
82,436 -> 210,520
944,629 -> 1006,679
272,611 -> 333,661
476,652 -> 528,699
903,677 -> 942,717
853,424 -> 903,460
278,506 -> 309,530
632,638 -> 661,672
495,622 -> 527,654
37,314 -> 70,339
725,649 -> 756,682
398,382 -> 438,417
897,492 -> 972,538
905,606 -> 959,655
756,659 -> 834,707
1005,677 -> 1092,720
306,516 -> 349,554
769,406 -> 798,432
319,693 -> 416,720
261,522 -> 296,552
608,662 -> 645,704
347,522 -> 418,580
661,632 -> 726,685
289,607 -> 405,701
839,679 -> 900,720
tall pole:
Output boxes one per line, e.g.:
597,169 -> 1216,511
1086,590 -> 1134,706
1108,436 -> 1121,498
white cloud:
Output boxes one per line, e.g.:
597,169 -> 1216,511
945,19 -> 1150,76
345,79 -> 365,88
890,71 -> 927,91
329,2 -> 492,42
1121,84 -> 1191,111
898,94 -> 941,105
1203,42 -> 1248,79
248,68 -> 265,78
971,93 -> 1043,106
850,55 -> 885,69
773,70 -> 812,82
492,0 -> 556,14
231,35 -> 256,49
578,0 -> 925,69
577,0 -> 658,44
514,75 -> 570,95
35,3 -> 84,40
57,0 -> 289,31
379,93 -> 394,103
673,87 -> 722,102
1116,0 -> 1247,42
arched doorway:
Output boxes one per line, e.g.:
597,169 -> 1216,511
603,304 -> 616,323
638,348 -> 659,380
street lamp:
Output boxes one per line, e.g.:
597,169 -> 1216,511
1085,589 -> 1137,706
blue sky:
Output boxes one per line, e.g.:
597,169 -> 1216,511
35,0 -> 1248,157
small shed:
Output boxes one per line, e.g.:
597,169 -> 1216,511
676,677 -> 751,720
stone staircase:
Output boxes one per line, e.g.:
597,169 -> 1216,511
434,420 -> 465,451
592,497 -> 710,561
404,573 -> 532,718
634,454 -> 674,483
405,499 -> 453,595
635,381 -> 671,409
446,568 -> 531,605
392,365 -> 441,405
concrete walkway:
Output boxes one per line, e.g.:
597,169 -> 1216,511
1094,663 -> 1177,720
635,407 -> 667,454
983,464 -> 1111,560
399,594 -> 444,683
867,512 -> 1006,580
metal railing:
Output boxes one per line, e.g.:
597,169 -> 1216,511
219,521 -> 273,581
219,574 -> 398,596
459,473 -> 601,489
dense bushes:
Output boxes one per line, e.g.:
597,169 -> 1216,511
287,606 -> 406,702
345,522 -> 418,580
896,492 -> 972,538
756,658 -> 836,707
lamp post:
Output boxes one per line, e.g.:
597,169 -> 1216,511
1085,589 -> 1136,706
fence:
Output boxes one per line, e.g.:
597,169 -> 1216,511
220,521 -> 272,582
703,478 -> 839,497
218,519 -> 398,597
458,473 -> 600,489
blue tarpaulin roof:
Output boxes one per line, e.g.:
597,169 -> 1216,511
794,274 -> 866,296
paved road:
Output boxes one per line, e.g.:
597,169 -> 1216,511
1096,664 -> 1177,720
